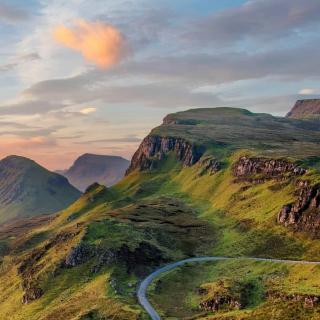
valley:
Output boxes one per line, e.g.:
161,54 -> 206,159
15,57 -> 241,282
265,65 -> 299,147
1,102 -> 320,319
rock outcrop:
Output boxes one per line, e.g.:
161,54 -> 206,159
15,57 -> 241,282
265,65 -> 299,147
278,181 -> 320,237
21,285 -> 43,304
199,292 -> 241,312
233,156 -> 306,182
126,135 -> 206,174
196,156 -> 221,176
18,230 -> 80,304
286,99 -> 320,120
96,242 -> 166,276
268,290 -> 320,308
198,280 -> 243,312
63,240 -> 166,277
62,243 -> 96,268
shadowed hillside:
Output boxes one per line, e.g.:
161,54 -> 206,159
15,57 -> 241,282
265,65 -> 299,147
0,155 -> 81,224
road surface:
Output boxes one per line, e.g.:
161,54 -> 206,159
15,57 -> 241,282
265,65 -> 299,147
137,256 -> 320,320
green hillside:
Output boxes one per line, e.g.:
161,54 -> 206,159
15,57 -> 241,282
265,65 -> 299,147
1,105 -> 320,319
0,155 -> 81,224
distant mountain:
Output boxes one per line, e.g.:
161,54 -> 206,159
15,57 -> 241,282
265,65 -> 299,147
59,153 -> 130,191
286,99 -> 320,120
0,155 -> 81,224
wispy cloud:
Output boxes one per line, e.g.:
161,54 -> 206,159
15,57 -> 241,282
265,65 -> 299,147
0,52 -> 40,73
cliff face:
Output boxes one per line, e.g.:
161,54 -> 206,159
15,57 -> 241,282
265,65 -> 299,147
126,135 -> 206,174
232,156 -> 306,181
278,181 -> 320,237
286,99 -> 320,120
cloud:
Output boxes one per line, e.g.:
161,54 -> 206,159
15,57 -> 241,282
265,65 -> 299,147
19,53 -> 41,62
18,40 -> 320,113
186,0 -> 320,45
77,135 -> 142,144
0,99 -> 68,115
0,136 -> 56,150
0,52 -> 40,73
0,2 -> 29,23
299,88 -> 317,95
0,62 -> 17,72
53,19 -> 127,68
79,107 -> 96,114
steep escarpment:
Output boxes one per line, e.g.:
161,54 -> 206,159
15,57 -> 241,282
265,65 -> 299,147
278,181 -> 320,237
126,135 -> 206,174
286,99 -> 320,120
127,105 -> 320,175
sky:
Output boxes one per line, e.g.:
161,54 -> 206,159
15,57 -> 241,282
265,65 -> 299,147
0,0 -> 319,170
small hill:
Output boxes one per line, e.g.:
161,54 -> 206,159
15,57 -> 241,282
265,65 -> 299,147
0,155 -> 81,224
286,99 -> 320,120
60,153 -> 129,191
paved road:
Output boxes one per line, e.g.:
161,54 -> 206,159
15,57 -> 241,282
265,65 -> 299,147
137,256 -> 320,320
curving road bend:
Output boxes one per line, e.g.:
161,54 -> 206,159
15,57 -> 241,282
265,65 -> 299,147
137,256 -> 320,320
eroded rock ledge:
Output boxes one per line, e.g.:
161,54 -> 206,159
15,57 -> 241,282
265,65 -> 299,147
232,156 -> 306,182
278,181 -> 320,236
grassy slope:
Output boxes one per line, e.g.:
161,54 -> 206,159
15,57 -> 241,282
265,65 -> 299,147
1,108 -> 320,319
1,152 -> 320,319
116,153 -> 320,319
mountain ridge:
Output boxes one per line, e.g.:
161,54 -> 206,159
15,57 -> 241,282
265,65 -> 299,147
1,102 -> 320,319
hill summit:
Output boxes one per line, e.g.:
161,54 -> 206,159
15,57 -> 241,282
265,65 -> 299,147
0,155 -> 80,224
59,153 -> 130,191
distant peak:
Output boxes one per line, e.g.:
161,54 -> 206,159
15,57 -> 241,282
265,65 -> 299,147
3,155 -> 32,161
1,155 -> 37,167
286,99 -> 320,120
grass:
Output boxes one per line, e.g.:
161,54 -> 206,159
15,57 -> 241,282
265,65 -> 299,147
0,108 -> 320,319
148,259 -> 320,320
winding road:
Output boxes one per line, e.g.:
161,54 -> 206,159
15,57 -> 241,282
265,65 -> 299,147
137,256 -> 320,320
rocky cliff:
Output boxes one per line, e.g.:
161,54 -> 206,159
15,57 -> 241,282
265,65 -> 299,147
126,135 -> 206,174
232,156 -> 306,182
286,99 -> 320,120
278,181 -> 320,237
